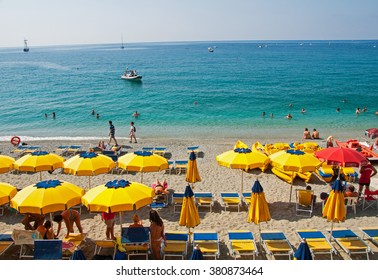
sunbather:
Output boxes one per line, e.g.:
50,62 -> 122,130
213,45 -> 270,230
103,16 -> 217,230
129,214 -> 143,228
53,209 -> 83,238
151,178 -> 168,195
149,210 -> 166,260
37,220 -> 55,239
21,213 -> 45,230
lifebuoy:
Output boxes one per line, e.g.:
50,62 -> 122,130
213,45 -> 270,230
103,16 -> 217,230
10,136 -> 21,146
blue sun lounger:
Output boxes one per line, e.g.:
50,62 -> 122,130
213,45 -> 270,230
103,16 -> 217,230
34,239 -> 63,260
228,230 -> 258,260
163,231 -> 189,260
192,231 -> 220,259
121,227 -> 150,260
260,231 -> 294,259
296,229 -> 336,259
360,227 -> 378,247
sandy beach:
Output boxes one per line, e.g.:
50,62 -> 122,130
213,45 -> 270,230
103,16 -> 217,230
1,136 -> 377,260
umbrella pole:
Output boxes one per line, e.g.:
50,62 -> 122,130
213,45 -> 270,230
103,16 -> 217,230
241,170 -> 244,194
329,220 -> 334,241
40,172 -> 42,181
88,176 -> 91,190
119,212 -> 122,233
258,223 -> 262,251
289,172 -> 294,203
141,172 -> 143,183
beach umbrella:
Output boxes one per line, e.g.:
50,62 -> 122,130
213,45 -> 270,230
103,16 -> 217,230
294,239 -> 312,260
10,180 -> 84,219
189,245 -> 204,260
269,150 -> 321,202
0,155 -> 15,174
63,152 -> 116,189
81,179 -> 154,231
322,179 -> 346,239
13,151 -> 65,180
117,151 -> 168,183
185,151 -> 201,188
315,147 -> 368,179
0,182 -> 17,206
365,128 -> 378,139
216,140 -> 270,193
247,179 -> 271,248
179,185 -> 200,235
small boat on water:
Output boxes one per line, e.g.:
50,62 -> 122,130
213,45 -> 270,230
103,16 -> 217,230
23,39 -> 29,52
335,139 -> 378,161
121,69 -> 142,81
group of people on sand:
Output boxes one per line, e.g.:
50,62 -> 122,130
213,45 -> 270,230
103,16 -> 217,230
302,128 -> 320,140
107,120 -> 137,147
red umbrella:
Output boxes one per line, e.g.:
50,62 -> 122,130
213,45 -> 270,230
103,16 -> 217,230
315,147 -> 368,167
365,128 -> 378,139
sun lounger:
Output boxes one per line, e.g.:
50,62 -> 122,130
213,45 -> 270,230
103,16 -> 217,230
163,231 -> 189,260
187,146 -> 200,154
0,232 -> 14,256
194,192 -> 215,212
227,230 -> 258,260
192,231 -> 220,259
260,230 -> 294,259
55,145 -> 82,156
62,233 -> 87,257
242,192 -> 252,207
174,160 -> 188,174
341,167 -> 359,182
11,229 -> 40,259
329,228 -> 371,260
142,147 -> 154,153
296,229 -> 336,260
220,192 -> 242,212
121,227 -> 150,260
359,227 -> 378,247
11,145 -> 40,157
166,160 -> 175,175
172,192 -> 185,213
154,147 -> 167,157
34,239 -> 63,260
316,164 -> 334,183
93,240 -> 117,259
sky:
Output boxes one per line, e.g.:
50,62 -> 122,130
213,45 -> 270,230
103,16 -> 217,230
1,0 -> 378,48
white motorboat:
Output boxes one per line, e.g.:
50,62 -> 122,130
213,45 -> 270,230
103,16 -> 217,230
121,69 -> 142,80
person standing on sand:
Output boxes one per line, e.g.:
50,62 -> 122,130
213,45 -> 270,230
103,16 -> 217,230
108,120 -> 118,146
129,122 -> 137,143
149,210 -> 166,260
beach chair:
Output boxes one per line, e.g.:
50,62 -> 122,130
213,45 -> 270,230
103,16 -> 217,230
192,231 -> 220,259
93,240 -> 117,259
295,189 -> 314,217
341,167 -> 358,182
260,230 -> 294,260
316,164 -> 334,183
187,146 -> 200,154
361,190 -> 378,211
121,227 -> 150,260
296,229 -> 337,260
242,192 -> 252,208
166,160 -> 175,175
0,232 -> 14,257
11,145 -> 40,158
175,160 -> 188,174
194,192 -> 215,212
227,230 -> 258,260
220,192 -> 242,212
142,147 -> 154,153
11,229 -> 39,259
62,233 -> 87,258
329,228 -> 371,260
344,196 -> 358,215
172,192 -> 185,213
34,239 -> 63,260
163,231 -> 189,260
154,147 -> 167,157
359,227 -> 378,247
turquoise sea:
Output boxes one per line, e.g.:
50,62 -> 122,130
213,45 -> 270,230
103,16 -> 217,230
0,40 -> 377,142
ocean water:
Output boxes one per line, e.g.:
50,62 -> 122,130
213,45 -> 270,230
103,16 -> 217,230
0,41 -> 377,142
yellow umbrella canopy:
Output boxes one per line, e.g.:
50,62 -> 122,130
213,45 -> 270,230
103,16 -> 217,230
64,152 -> 116,176
81,179 -> 154,213
0,182 -> 17,206
179,185 -> 200,230
10,180 -> 84,215
269,149 -> 321,201
117,151 -> 168,182
0,155 -> 15,174
216,140 -> 270,192
322,179 -> 346,237
13,151 -> 65,180
185,151 -> 201,186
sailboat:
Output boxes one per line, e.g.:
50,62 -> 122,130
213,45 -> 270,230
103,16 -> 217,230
23,39 -> 29,52
121,35 -> 125,50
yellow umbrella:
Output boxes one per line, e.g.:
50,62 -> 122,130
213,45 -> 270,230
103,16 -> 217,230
117,151 -> 168,183
10,180 -> 84,215
179,185 -> 200,234
0,182 -> 17,206
185,151 -> 201,188
322,179 -> 346,238
0,155 -> 15,174
216,140 -> 270,193
13,151 -> 65,180
63,152 -> 116,189
269,150 -> 321,202
81,179 -> 154,231
248,180 -> 271,248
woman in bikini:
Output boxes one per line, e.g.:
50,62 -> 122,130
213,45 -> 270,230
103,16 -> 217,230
149,210 -> 166,260
53,209 -> 83,238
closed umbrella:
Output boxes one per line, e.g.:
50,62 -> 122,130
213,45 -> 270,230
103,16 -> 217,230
13,151 -> 65,180
294,239 -> 312,260
10,180 -> 84,219
179,185 -> 200,236
322,179 -> 346,239
185,151 -> 201,188
81,179 -> 154,231
269,150 -> 321,202
0,155 -> 15,174
71,246 -> 86,260
117,151 -> 168,183
189,245 -> 204,260
216,140 -> 270,193
0,182 -> 17,206
63,152 -> 116,189
248,180 -> 271,247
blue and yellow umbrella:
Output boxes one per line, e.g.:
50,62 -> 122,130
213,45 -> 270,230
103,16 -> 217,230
179,185 -> 200,233
186,151 -> 201,188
